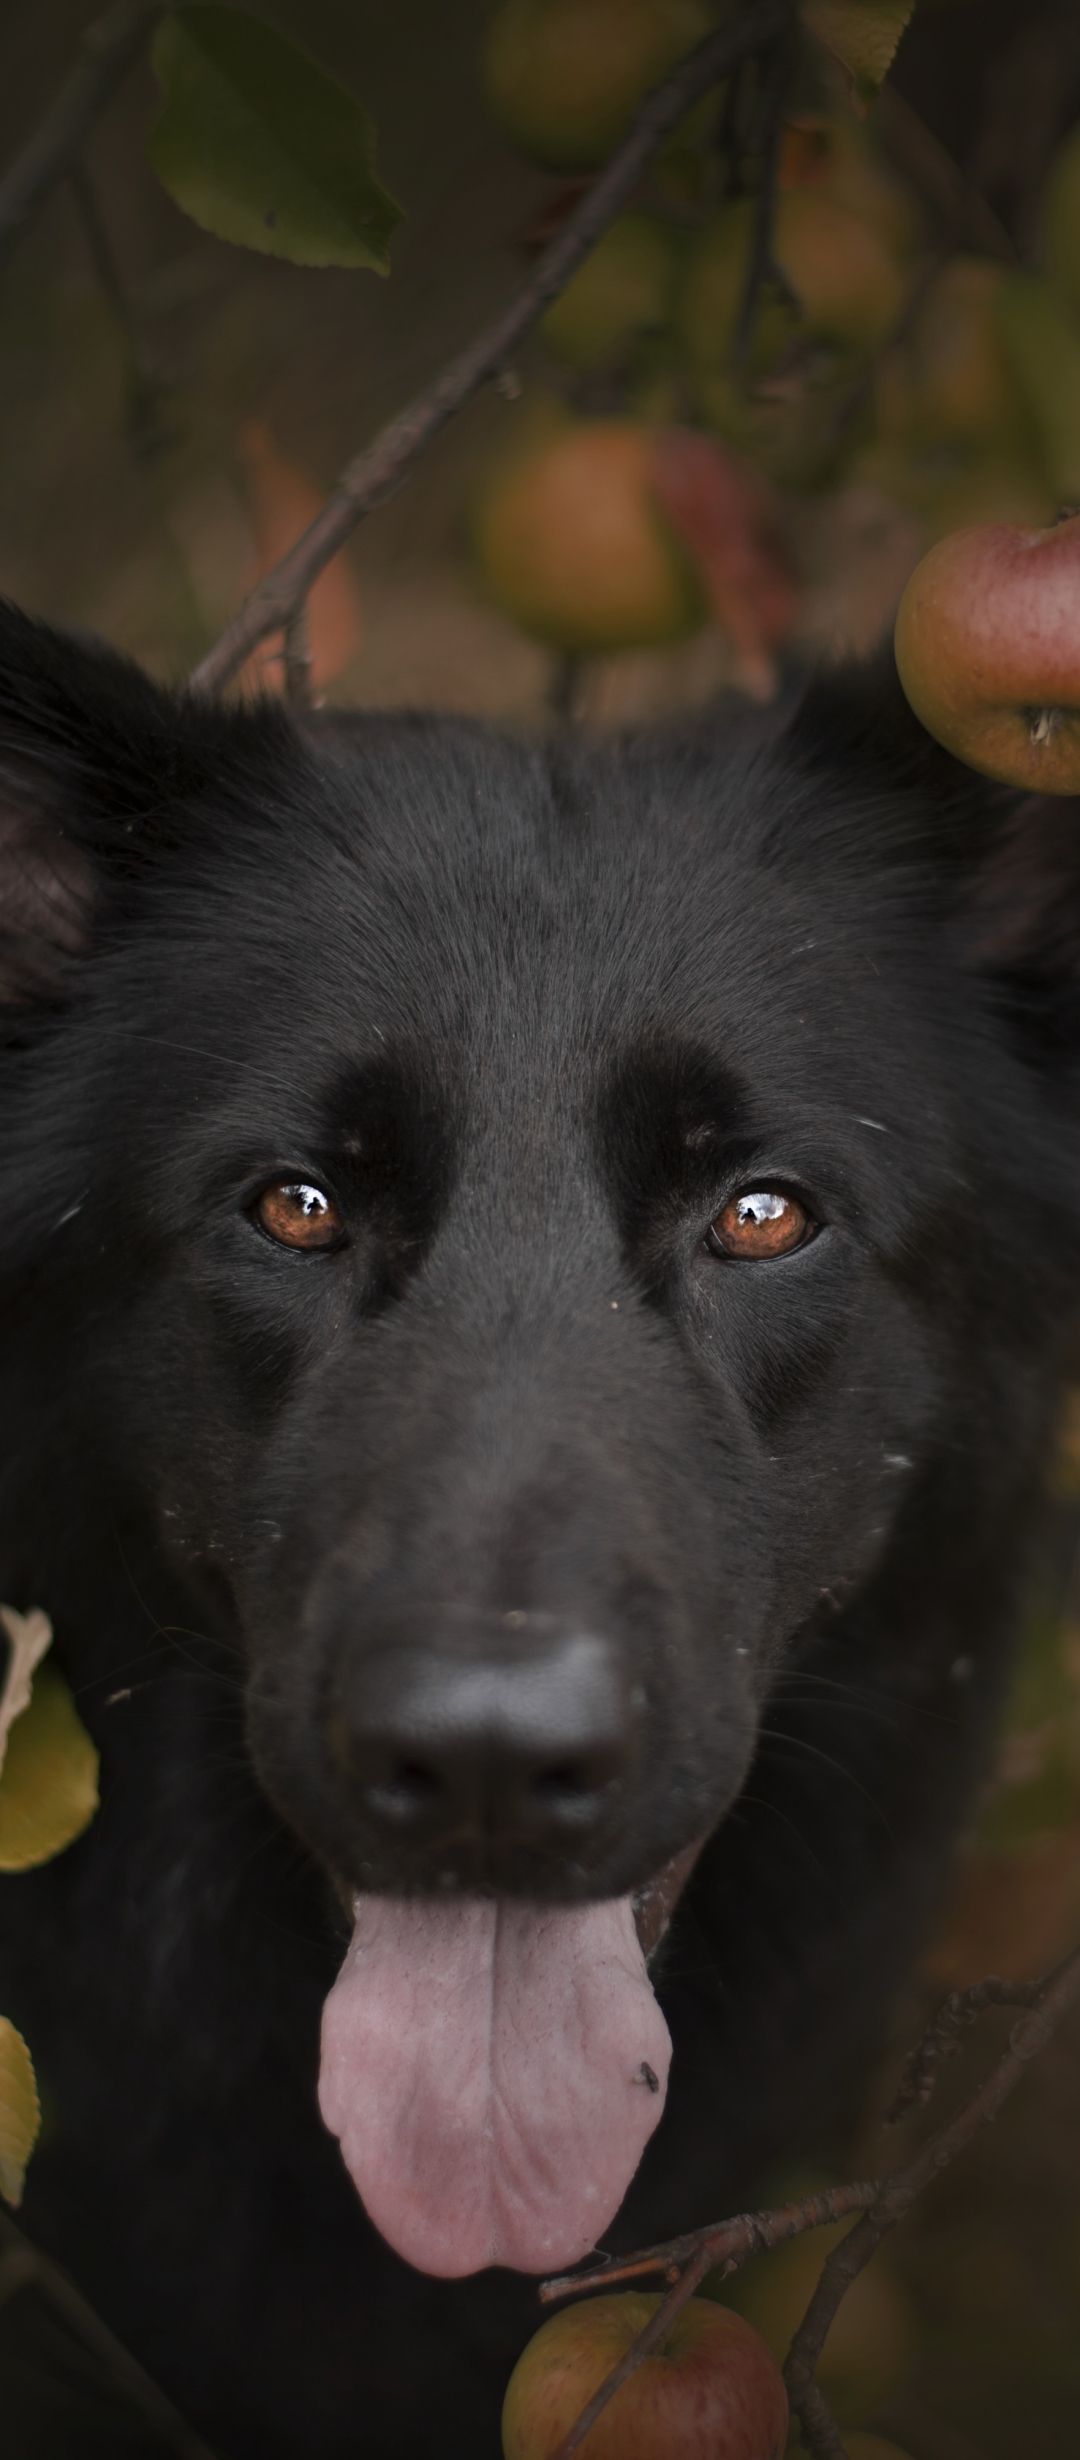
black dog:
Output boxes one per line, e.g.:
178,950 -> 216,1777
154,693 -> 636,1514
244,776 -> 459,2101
1,602 -> 1078,2458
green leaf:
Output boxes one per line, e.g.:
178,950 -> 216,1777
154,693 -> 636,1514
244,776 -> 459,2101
0,1661 -> 98,1872
147,6 -> 403,273
801,0 -> 916,107
996,271 -> 1080,506
0,2017 -> 40,2206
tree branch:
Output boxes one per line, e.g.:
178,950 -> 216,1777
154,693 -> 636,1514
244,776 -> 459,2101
188,0 -> 793,699
538,1937 -> 1080,2460
0,0 -> 170,276
0,2206 -> 220,2460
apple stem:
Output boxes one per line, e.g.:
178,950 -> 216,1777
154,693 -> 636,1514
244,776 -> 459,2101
1029,706 -> 1061,748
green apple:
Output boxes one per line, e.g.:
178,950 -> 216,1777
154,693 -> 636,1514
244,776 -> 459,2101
483,0 -> 710,172
540,215 -> 677,370
475,418 -> 700,650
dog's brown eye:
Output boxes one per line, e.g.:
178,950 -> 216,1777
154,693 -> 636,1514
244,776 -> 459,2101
254,1181 -> 344,1250
708,1188 -> 811,1260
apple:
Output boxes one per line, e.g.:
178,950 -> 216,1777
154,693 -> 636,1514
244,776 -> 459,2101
893,516 -> 1080,794
1041,120 -> 1080,320
680,189 -> 907,383
779,115 -> 922,261
483,0 -> 710,172
475,418 -> 700,651
501,2291 -> 788,2460
875,259 -> 1036,463
540,215 -> 677,371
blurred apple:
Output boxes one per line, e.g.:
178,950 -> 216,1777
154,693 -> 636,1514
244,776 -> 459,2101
483,0 -> 710,171
722,2221 -> 915,2426
779,114 -> 923,259
1040,119 -> 1080,320
681,189 -> 907,384
475,418 -> 700,650
876,259 -> 1038,464
894,514 -> 1080,792
540,215 -> 677,369
501,2292 -> 788,2460
996,270 -> 1080,507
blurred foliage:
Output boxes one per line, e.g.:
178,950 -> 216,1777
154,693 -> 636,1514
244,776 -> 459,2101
0,1609 -> 98,2210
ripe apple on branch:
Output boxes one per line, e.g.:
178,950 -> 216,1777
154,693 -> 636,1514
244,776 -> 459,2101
894,513 -> 1080,794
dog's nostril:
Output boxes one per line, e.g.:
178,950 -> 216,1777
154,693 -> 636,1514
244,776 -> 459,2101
367,1760 -> 445,1824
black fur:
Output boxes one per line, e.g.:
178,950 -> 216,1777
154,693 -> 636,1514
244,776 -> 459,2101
1,604 -> 1079,2457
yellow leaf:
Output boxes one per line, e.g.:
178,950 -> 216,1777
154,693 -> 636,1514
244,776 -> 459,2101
0,1662 -> 98,1872
0,1605 -> 53,1776
801,0 -> 915,107
0,2016 -> 40,2205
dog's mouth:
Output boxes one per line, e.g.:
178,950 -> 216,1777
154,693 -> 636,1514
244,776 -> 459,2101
317,1839 -> 704,2278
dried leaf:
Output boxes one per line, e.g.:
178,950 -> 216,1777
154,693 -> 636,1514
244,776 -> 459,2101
0,1661 -> 98,1873
801,0 -> 915,108
649,428 -> 796,700
0,1605 -> 52,1778
0,2016 -> 40,2206
148,5 -> 403,273
237,421 -> 364,695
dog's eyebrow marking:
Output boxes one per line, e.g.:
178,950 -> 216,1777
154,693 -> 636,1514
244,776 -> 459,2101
856,1117 -> 888,1132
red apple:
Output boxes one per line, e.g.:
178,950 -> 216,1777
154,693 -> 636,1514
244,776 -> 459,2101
893,515 -> 1080,793
501,2291 -> 788,2460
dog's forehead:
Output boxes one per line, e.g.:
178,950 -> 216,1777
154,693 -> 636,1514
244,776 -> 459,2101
259,729 -> 934,1086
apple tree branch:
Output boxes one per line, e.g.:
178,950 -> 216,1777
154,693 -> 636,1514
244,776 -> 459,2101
188,0 -> 795,700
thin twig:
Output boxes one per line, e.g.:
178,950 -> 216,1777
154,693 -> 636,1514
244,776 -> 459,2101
539,1938 -> 1080,2460
282,601 -> 315,710
68,155 -> 173,460
885,1973 -> 1042,2123
0,0 -> 171,275
796,2380 -> 850,2458
540,2182 -> 880,2309
783,1940 -> 1080,2434
188,1 -> 791,699
732,14 -> 798,371
0,2206 -> 220,2460
876,82 -> 1015,264
549,2243 -> 716,2460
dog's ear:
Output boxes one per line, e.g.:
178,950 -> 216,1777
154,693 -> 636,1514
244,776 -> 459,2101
0,785 -> 94,1004
0,599 -> 295,1008
962,790 -> 1080,1072
787,647 -> 1080,1075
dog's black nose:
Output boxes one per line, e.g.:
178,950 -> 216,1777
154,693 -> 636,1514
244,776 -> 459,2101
338,1626 -> 637,1855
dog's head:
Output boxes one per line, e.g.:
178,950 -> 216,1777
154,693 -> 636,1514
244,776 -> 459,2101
2,607 -> 1079,2275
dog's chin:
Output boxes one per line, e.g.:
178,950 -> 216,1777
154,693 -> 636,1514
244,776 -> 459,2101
316,1837 -> 707,2280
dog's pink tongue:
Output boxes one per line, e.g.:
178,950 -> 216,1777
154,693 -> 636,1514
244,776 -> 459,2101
318,1894 -> 671,2278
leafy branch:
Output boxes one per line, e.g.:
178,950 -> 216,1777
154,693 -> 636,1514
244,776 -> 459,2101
187,0 -> 795,699
538,1935 -> 1080,2460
